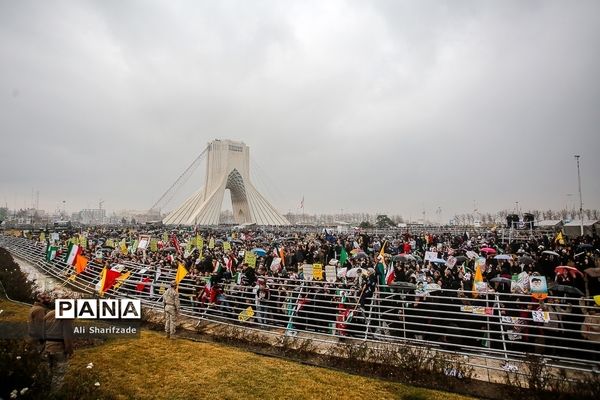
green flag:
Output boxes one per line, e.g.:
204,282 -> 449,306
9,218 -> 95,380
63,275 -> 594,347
339,247 -> 348,267
376,262 -> 386,286
46,245 -> 58,262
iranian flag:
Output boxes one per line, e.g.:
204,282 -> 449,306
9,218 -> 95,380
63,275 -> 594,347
46,245 -> 58,262
64,243 -> 81,266
385,264 -> 395,285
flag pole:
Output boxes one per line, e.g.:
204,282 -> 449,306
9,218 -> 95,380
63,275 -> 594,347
574,155 -> 584,236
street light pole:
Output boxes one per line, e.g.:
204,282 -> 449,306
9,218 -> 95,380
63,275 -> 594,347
574,155 -> 583,236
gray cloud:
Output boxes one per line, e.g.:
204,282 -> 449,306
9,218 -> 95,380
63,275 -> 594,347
1,0 -> 598,220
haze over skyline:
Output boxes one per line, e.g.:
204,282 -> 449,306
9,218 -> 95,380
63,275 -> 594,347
1,1 -> 599,221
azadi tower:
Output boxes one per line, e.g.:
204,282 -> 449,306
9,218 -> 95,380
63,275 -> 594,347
163,140 -> 290,226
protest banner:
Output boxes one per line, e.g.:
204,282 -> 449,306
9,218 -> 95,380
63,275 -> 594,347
244,251 -> 257,268
313,263 -> 323,280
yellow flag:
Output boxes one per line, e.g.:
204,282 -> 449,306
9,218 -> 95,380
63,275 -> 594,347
113,271 -> 132,290
379,241 -> 387,257
97,267 -> 107,297
40,232 -> 46,243
555,231 -> 565,245
238,306 -> 254,322
379,241 -> 388,267
120,239 -> 128,255
176,263 -> 188,287
474,265 -> 483,283
472,258 -> 485,297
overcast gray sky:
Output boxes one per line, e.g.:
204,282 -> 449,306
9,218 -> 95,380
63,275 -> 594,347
1,0 -> 599,221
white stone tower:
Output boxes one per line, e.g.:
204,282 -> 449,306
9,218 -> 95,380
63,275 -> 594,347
163,139 -> 290,226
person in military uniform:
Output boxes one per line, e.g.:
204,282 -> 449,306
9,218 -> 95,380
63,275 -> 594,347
27,291 -> 51,353
163,281 -> 180,338
43,302 -> 74,390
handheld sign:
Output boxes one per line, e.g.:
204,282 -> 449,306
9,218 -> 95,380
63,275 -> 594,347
325,265 -> 337,283
244,252 -> 257,268
302,264 -> 313,281
138,235 -> 150,250
313,263 -> 323,280
445,256 -> 457,268
530,275 -> 548,300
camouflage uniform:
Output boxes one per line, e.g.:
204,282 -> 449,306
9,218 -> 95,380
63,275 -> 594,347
27,301 -> 48,353
43,310 -> 74,390
163,286 -> 180,338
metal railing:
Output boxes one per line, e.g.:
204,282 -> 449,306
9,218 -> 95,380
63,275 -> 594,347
1,234 -> 598,377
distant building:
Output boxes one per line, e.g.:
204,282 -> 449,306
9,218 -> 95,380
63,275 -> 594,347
78,209 -> 106,225
111,209 -> 162,224
563,220 -> 599,237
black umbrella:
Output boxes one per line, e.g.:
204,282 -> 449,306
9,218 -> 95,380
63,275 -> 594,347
455,255 -> 468,264
576,244 -> 594,252
392,254 -> 416,262
389,282 -> 417,292
518,256 -> 535,265
548,284 -> 584,297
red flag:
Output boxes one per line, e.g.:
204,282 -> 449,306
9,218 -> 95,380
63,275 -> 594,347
101,269 -> 122,294
136,277 -> 151,292
171,234 -> 181,254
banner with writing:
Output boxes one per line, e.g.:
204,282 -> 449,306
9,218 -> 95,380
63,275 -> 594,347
313,263 -> 323,280
244,252 -> 257,268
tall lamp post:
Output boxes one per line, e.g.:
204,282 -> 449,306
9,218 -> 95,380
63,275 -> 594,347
574,155 -> 583,236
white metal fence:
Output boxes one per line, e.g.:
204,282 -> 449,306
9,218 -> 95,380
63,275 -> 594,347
1,234 -> 598,376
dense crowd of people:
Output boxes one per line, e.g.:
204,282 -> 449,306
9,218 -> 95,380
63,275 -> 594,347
4,225 -> 600,364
